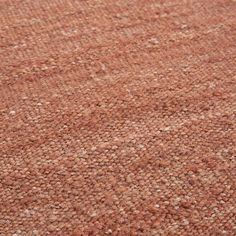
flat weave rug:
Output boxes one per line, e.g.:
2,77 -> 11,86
0,0 -> 236,235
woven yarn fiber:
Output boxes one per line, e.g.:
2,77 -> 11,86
0,0 -> 236,235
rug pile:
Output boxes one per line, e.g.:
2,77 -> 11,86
0,0 -> 235,235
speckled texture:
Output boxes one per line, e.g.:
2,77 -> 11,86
0,0 -> 236,235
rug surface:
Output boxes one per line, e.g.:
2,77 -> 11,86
0,0 -> 236,235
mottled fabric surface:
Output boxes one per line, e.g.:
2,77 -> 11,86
0,0 -> 236,235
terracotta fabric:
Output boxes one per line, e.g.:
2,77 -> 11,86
0,0 -> 236,235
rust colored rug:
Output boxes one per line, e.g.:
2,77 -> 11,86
0,0 -> 236,235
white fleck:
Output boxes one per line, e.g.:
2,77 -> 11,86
91,212 -> 97,217
148,38 -> 159,45
182,219 -> 189,225
9,110 -> 16,115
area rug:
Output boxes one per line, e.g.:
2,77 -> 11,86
0,0 -> 235,235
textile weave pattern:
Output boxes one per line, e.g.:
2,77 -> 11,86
0,0 -> 236,235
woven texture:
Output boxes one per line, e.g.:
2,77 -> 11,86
0,0 -> 236,235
